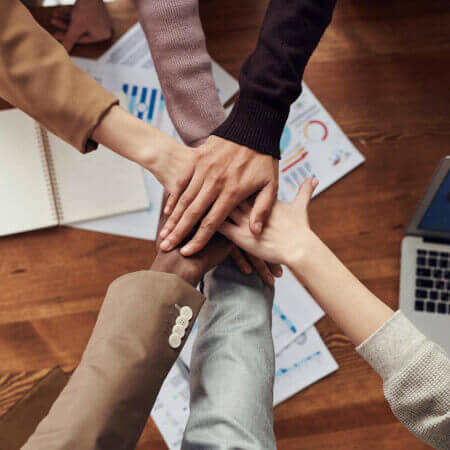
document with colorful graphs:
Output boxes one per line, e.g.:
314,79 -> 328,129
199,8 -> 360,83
278,83 -> 365,202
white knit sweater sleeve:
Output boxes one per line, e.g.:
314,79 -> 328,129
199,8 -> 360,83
356,311 -> 450,449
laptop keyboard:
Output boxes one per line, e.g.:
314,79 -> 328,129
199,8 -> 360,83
415,249 -> 450,314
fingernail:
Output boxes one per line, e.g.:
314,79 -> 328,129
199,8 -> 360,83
254,222 -> 262,234
267,276 -> 275,286
164,206 -> 170,215
244,266 -> 252,275
160,228 -> 168,239
181,244 -> 192,255
160,240 -> 170,251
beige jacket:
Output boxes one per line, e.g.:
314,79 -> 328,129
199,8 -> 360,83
0,0 -> 117,152
22,271 -> 204,449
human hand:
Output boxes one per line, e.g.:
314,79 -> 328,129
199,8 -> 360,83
51,0 -> 112,53
159,136 -> 279,256
219,178 -> 319,267
144,136 -> 197,202
151,213 -> 233,287
231,247 -> 282,286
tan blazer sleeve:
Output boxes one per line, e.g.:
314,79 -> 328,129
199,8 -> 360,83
0,0 -> 118,152
22,271 -> 204,450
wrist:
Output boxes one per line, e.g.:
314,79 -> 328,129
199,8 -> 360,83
285,231 -> 322,272
151,251 -> 201,287
92,105 -> 158,169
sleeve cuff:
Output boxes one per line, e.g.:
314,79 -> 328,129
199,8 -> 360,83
356,311 -> 428,380
212,97 -> 289,159
80,97 -> 119,153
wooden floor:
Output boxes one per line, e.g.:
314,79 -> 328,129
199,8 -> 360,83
1,0 -> 449,448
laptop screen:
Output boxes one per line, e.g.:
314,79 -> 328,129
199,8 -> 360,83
419,171 -> 450,233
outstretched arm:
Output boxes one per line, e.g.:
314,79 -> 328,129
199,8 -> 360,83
1,0 -> 197,197
23,234 -> 231,450
135,0 -> 226,148
220,179 -> 450,448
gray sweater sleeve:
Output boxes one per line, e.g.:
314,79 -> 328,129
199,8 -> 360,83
356,311 -> 450,449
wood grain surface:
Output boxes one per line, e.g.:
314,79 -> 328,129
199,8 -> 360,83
1,0 -> 449,448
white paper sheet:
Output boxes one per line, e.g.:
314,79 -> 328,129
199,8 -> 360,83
151,362 -> 191,450
278,83 -> 365,202
152,326 -> 337,449
273,326 -> 338,406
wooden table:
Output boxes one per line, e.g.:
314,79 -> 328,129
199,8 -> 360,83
1,0 -> 449,448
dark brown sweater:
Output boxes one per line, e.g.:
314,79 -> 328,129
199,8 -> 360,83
214,0 -> 337,158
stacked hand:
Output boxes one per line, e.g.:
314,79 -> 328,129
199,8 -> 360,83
151,212 -> 233,287
219,178 -> 319,266
51,0 -> 112,53
94,106 -> 282,284
157,136 -> 282,285
160,136 -> 279,256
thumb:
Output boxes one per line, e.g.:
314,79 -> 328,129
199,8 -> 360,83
61,24 -> 85,53
249,184 -> 276,235
294,177 -> 318,209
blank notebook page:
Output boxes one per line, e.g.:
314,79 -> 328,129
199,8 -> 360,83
0,109 -> 57,236
47,133 -> 149,224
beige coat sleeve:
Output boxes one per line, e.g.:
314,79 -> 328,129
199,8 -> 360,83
23,271 -> 204,450
0,0 -> 118,152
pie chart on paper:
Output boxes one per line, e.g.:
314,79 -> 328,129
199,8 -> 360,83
304,120 -> 328,142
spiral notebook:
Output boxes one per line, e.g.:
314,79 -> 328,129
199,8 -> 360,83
0,108 -> 149,237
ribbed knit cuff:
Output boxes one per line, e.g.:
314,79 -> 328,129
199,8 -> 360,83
212,98 -> 288,159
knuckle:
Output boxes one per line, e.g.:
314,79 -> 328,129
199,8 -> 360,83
179,196 -> 191,208
169,230 -> 180,240
225,186 -> 240,201
200,219 -> 216,232
176,176 -> 189,190
187,207 -> 202,220
164,219 -> 175,229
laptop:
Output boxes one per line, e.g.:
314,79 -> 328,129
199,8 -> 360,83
399,156 -> 450,354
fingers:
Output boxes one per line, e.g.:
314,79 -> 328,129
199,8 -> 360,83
61,24 -> 85,53
164,194 -> 176,216
50,16 -> 69,31
295,177 -> 319,209
239,201 -> 252,213
163,172 -> 192,216
249,184 -> 276,235
180,192 -> 240,256
231,247 -> 253,275
268,263 -> 283,278
160,175 -> 203,240
246,254 -> 275,286
228,208 -> 247,226
161,185 -> 219,251
218,221 -> 242,244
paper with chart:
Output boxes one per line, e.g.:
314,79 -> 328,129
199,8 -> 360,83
278,83 -> 365,202
273,326 -> 338,405
179,266 -> 324,367
152,326 -> 337,449
98,22 -> 239,105
151,362 -> 191,450
69,59 -> 165,240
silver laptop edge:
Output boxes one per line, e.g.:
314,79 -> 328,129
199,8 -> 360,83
399,156 -> 450,355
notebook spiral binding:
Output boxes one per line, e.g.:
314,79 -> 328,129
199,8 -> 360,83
35,123 -> 63,223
